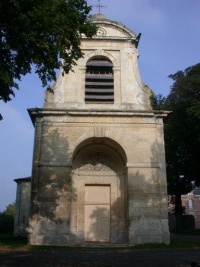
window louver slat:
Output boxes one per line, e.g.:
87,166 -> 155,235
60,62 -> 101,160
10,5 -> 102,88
85,57 -> 114,104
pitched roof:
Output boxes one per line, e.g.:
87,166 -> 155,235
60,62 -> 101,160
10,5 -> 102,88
14,177 -> 31,183
193,187 -> 200,195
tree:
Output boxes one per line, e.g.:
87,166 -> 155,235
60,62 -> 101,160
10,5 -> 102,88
152,63 -> 200,214
0,0 -> 96,106
150,93 -> 166,110
0,202 -> 15,233
166,63 -> 200,191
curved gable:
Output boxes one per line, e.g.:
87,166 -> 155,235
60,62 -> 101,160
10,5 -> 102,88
86,14 -> 139,41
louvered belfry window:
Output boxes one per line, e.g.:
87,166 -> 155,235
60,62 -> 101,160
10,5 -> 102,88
85,56 -> 114,103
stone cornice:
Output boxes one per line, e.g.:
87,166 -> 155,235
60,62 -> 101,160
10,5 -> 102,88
28,108 -> 170,125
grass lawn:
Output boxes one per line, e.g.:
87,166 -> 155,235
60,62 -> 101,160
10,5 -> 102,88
0,234 -> 28,250
0,233 -> 200,251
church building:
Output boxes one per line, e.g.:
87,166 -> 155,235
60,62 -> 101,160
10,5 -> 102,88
25,13 -> 170,245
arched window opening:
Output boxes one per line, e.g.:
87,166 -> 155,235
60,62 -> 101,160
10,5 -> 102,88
85,56 -> 114,103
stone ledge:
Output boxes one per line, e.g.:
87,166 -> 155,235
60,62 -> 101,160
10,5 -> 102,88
127,162 -> 160,168
38,161 -> 72,167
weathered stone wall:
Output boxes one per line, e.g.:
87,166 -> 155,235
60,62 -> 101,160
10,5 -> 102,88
28,112 -> 170,245
28,14 -> 169,246
14,178 -> 31,237
29,167 -> 72,245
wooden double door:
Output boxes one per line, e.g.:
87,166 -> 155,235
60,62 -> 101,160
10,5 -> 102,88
84,185 -> 110,242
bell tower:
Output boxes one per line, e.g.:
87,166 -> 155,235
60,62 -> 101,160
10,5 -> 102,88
44,14 -> 152,111
28,14 -> 170,246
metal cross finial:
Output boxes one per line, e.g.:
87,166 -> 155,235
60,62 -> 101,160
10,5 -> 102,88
94,0 -> 107,14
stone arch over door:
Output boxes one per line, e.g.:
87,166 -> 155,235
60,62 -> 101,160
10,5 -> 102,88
70,137 -> 127,244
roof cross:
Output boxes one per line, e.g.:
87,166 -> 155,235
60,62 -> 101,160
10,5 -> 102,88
94,0 -> 107,14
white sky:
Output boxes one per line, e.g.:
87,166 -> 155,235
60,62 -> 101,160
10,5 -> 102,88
0,0 -> 200,211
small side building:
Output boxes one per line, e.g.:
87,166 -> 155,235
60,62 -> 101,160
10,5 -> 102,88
182,188 -> 200,229
14,177 -> 31,236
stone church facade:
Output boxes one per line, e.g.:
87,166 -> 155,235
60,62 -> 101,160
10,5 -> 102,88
27,14 -> 170,245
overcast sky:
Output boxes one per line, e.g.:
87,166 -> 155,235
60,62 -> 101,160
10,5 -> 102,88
0,0 -> 200,211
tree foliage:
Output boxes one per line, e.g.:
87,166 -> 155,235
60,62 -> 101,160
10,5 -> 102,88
0,202 -> 15,233
152,63 -> 200,215
0,0 -> 96,104
153,63 -> 200,210
166,64 -> 200,191
150,93 -> 166,110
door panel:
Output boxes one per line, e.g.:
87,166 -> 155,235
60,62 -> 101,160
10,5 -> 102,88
85,185 -> 110,204
85,186 -> 110,242
98,209 -> 110,241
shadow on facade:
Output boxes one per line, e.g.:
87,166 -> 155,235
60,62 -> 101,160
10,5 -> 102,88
70,138 -> 128,245
28,127 -> 77,244
27,125 -> 169,245
28,132 -> 130,245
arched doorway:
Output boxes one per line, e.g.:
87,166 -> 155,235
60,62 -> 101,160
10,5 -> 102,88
70,138 -> 127,244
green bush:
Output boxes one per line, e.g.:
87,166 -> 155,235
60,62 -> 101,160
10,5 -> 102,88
0,203 -> 15,233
